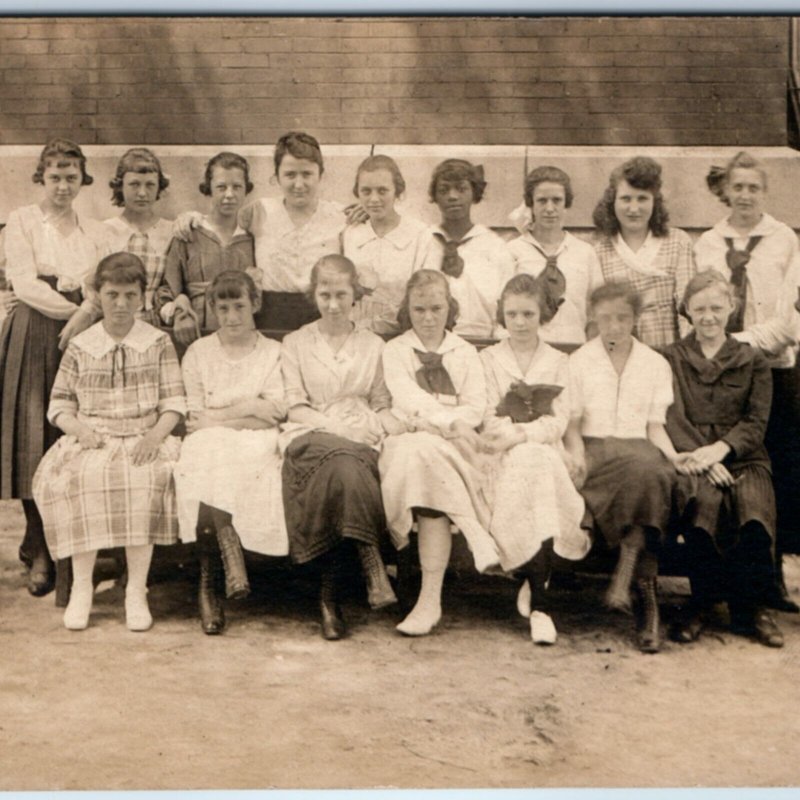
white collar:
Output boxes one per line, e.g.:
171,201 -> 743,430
72,319 -> 164,358
431,223 -> 488,244
611,231 -> 666,276
399,328 -> 464,356
489,337 -> 556,380
518,230 -> 571,256
350,215 -> 419,250
198,216 -> 248,241
713,212 -> 781,240
262,196 -> 343,238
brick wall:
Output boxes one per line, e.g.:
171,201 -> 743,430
0,16 -> 789,147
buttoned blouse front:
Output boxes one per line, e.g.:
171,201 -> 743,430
382,328 -> 486,430
693,213 -> 800,368
415,223 -> 515,339
246,197 -> 344,293
509,231 -> 604,346
343,214 -> 428,334
481,338 -> 570,444
568,336 -> 673,439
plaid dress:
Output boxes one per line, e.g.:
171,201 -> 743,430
594,228 -> 695,348
32,320 -> 187,559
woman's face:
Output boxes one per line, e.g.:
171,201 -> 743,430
357,168 -> 398,222
409,282 -> 449,343
121,170 -> 160,212
614,178 -> 654,236
686,284 -> 733,344
212,292 -> 256,337
277,154 -> 321,210
725,167 -> 766,221
209,166 -> 247,219
314,268 -> 355,322
592,296 -> 636,351
503,292 -> 541,346
434,176 -> 474,223
99,281 -> 143,329
531,181 -> 567,233
42,160 -> 83,210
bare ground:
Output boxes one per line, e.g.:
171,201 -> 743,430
1,498 -> 799,790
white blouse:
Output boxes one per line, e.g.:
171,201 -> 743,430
481,338 -> 570,445
415,223 -> 515,339
694,212 -> 800,369
509,231 -> 604,346
382,328 -> 486,431
568,336 -> 673,439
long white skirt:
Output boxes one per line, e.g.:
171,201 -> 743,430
175,427 -> 288,556
484,441 -> 590,571
379,431 -> 500,572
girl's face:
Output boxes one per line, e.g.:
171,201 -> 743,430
99,281 -> 142,329
209,166 -> 247,218
122,170 -> 160,212
42,160 -> 83,210
531,181 -> 567,232
277,154 -> 321,210
357,168 -> 398,222
592,297 -> 636,351
212,292 -> 256,337
725,167 -> 766,221
614,179 -> 654,236
434,177 -> 474,223
408,282 -> 449,343
314,268 -> 355,322
503,292 -> 541,345
686,285 -> 733,344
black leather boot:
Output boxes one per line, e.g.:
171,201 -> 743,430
197,530 -> 225,635
320,562 -> 346,641
635,577 -> 661,654
605,529 -> 643,613
217,525 -> 250,600
357,543 -> 397,609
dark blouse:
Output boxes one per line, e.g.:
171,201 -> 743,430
662,333 -> 773,471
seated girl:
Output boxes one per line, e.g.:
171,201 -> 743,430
158,152 -> 257,348
379,269 -> 501,637
342,154 -> 428,334
565,281 -> 682,653
32,252 -> 186,631
174,270 -> 287,635
414,159 -> 515,339
663,271 -> 783,648
104,147 -> 173,327
481,274 -> 591,645
280,254 -> 403,640
508,165 -> 604,350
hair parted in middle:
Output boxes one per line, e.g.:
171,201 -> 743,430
199,151 -> 255,197
428,158 -> 487,204
109,147 -> 170,207
396,269 -> 460,332
496,272 -> 558,327
307,253 -> 367,304
353,154 -> 406,198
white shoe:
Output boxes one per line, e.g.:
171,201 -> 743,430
516,580 -> 531,618
125,590 -> 153,632
529,610 -> 557,645
63,585 -> 93,631
396,606 -> 441,637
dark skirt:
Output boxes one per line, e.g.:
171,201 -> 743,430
281,431 -> 385,564
0,282 -> 81,499
764,365 -> 800,554
581,437 -> 675,548
256,291 -> 320,333
674,463 -> 776,553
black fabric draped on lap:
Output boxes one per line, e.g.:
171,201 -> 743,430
0,276 -> 82,500
580,437 -> 675,548
256,291 -> 320,332
281,431 -> 386,564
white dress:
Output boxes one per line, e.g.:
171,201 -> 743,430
379,329 -> 500,572
481,338 -> 590,570
174,333 -> 289,556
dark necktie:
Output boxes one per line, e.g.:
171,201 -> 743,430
724,235 -> 762,333
496,381 -> 562,423
531,245 -> 567,322
414,349 -> 457,396
432,232 -> 467,278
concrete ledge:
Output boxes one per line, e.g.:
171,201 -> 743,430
0,144 -> 798,230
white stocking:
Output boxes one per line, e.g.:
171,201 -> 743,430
63,550 -> 97,630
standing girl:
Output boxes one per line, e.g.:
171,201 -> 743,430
280,254 -> 403,640
0,139 -> 110,596
415,159 -> 515,339
32,253 -> 186,631
592,156 -> 695,348
342,154 -> 427,334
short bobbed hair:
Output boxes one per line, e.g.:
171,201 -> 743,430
93,252 -> 147,294
353,154 -> 406,198
199,151 -> 254,197
32,138 -> 93,186
523,165 -> 574,210
588,280 -> 642,318
109,147 -> 170,207
496,273 -> 556,327
396,269 -> 459,333
679,269 -> 738,321
428,159 -> 486,204
706,151 -> 768,207
592,156 -> 670,238
274,131 -> 324,176
209,269 -> 261,311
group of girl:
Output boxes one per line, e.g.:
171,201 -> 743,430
1,132 -> 798,654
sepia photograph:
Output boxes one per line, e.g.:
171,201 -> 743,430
0,11 -> 799,792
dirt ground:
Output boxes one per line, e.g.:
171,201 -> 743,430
1,499 -> 799,791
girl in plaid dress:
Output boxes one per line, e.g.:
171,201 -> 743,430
592,157 -> 695,348
33,253 -> 186,632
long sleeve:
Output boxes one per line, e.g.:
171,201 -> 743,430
180,343 -> 205,415
664,359 -> 709,454
47,344 -> 81,425
674,230 -> 696,339
490,244 -> 516,339
280,334 -> 310,409
367,356 -> 392,413
720,350 -> 773,459
157,338 -> 187,417
4,209 -> 79,319
258,345 -> 288,418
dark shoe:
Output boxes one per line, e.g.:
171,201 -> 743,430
197,532 -> 225,635
320,568 -> 346,640
605,538 -> 641,613
670,607 -> 705,644
216,525 -> 250,601
764,565 -> 800,614
357,543 -> 397,609
635,578 -> 661,654
27,553 -> 55,597
753,608 -> 784,648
